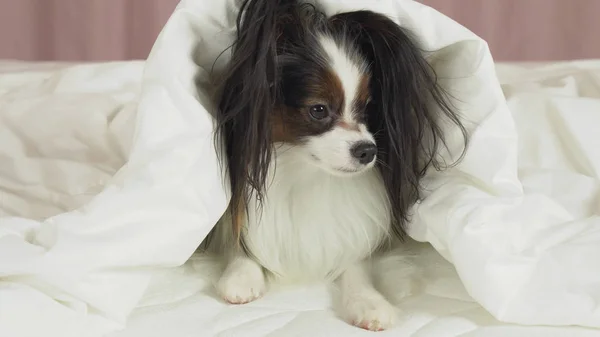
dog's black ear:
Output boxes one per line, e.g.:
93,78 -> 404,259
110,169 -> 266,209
328,11 -> 468,239
213,0 -> 300,239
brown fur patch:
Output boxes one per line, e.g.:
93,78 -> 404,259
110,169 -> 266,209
271,107 -> 296,143
311,68 -> 345,116
270,47 -> 371,145
271,67 -> 349,143
353,74 -> 371,112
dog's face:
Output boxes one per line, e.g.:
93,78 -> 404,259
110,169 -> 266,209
272,35 -> 377,176
216,3 -> 468,239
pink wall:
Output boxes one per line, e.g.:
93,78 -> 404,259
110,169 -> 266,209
421,0 -> 600,62
0,0 -> 179,61
0,0 -> 598,62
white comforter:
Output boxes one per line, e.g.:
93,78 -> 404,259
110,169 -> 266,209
1,0 -> 600,336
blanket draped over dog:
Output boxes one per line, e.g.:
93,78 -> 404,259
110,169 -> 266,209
1,0 -> 599,336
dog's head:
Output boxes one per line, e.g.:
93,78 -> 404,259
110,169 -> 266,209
212,0 -> 468,238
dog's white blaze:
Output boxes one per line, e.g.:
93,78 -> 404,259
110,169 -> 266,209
319,35 -> 365,124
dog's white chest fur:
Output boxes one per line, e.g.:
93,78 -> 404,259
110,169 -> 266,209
244,145 -> 391,283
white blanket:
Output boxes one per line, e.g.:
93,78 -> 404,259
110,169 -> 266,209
1,0 -> 600,336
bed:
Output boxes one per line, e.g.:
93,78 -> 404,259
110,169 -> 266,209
2,58 -> 598,337
2,1 -> 600,336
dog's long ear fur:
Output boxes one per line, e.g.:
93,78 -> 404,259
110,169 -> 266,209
213,0 -> 300,240
329,11 -> 468,239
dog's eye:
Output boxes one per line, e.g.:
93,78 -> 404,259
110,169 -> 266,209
309,105 -> 329,120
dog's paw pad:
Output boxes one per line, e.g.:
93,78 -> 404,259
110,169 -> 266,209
217,266 -> 265,305
345,294 -> 397,331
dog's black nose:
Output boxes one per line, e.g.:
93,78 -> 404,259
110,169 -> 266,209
351,142 -> 377,164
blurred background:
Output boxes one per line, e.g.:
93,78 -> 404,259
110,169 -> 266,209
0,0 -> 597,62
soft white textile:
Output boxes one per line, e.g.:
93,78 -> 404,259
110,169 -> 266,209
110,238 -> 600,337
1,0 -> 600,336
0,57 -> 227,336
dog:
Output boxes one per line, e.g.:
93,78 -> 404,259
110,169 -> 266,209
201,0 -> 467,331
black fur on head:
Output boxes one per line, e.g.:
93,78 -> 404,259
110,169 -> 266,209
212,0 -> 468,239
212,0 -> 289,237
327,10 -> 469,237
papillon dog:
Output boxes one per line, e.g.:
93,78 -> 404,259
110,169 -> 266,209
202,0 -> 467,331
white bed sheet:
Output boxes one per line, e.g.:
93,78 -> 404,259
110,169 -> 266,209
1,59 -> 599,336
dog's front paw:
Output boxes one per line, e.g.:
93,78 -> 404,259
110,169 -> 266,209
217,258 -> 266,304
343,291 -> 397,331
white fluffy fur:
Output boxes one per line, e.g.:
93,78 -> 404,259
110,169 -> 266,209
214,37 -> 399,331
244,144 -> 391,282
